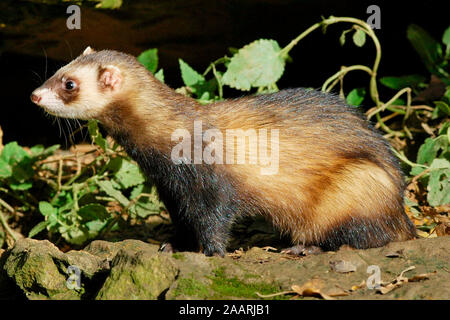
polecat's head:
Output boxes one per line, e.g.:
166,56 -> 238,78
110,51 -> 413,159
31,47 -> 147,120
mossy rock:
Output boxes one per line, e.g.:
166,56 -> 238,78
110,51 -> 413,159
3,239 -> 80,299
96,243 -> 178,300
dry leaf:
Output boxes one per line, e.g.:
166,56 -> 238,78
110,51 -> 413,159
257,279 -> 349,300
376,266 -> 435,294
261,246 -> 278,252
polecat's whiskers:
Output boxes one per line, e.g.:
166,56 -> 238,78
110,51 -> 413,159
41,46 -> 48,81
29,69 -> 42,84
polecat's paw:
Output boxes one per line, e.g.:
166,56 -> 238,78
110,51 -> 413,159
281,244 -> 323,256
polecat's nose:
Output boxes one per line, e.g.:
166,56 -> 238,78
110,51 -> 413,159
30,92 -> 41,104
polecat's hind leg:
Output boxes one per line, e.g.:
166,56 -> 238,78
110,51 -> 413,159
301,161 -> 417,250
159,221 -> 200,253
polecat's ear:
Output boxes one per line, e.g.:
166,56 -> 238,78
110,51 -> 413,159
99,65 -> 122,91
82,46 -> 96,56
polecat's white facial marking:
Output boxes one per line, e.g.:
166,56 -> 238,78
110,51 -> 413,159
30,47 -> 123,120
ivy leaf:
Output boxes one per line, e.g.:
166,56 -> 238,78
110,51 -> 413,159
222,39 -> 285,91
346,88 -> 366,106
352,29 -> 366,47
137,48 -> 158,74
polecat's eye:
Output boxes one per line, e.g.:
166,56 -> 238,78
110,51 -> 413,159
65,80 -> 76,91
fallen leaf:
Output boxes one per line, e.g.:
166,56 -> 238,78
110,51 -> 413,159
261,246 -> 278,252
376,266 -> 435,294
256,279 -> 348,300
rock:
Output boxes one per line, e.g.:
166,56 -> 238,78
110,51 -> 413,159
1,236 -> 448,300
96,241 -> 178,300
3,239 -> 79,300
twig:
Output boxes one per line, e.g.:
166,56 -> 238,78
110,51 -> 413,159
0,210 -> 17,242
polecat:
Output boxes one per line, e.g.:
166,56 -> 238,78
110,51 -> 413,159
30,47 -> 416,256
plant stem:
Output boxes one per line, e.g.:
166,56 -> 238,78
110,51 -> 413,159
0,210 -> 17,242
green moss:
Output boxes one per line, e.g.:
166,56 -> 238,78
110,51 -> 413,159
173,277 -> 210,298
209,267 -> 287,300
172,253 -> 186,261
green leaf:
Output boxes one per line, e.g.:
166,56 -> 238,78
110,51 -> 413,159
154,69 -> 165,83
434,101 -> 450,116
410,165 -> 427,176
379,75 -> 426,90
137,48 -> 159,74
12,158 -> 34,182
97,180 -> 130,207
352,29 -> 366,47
10,181 -> 32,191
427,158 -> 450,206
407,24 -> 442,76
85,219 -> 109,234
88,120 -> 108,151
95,0 -> 123,10
78,204 -> 109,221
179,59 -> 205,87
222,39 -> 285,91
0,158 -> 12,178
113,159 -> 146,189
442,26 -> 450,46
1,142 -> 29,165
439,121 -> 450,135
39,201 -> 57,216
129,185 -> 164,218
346,88 -> 366,106
339,31 -> 347,46
28,220 -> 51,238
417,136 -> 448,165
30,145 -> 44,155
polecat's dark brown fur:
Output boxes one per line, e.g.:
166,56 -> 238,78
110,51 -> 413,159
31,48 -> 416,256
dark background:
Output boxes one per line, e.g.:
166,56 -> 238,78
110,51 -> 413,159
0,0 -> 448,147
